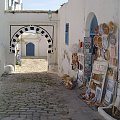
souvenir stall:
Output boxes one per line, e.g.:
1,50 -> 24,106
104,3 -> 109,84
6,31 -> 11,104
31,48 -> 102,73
81,21 -> 118,110
71,41 -> 84,87
61,41 -> 84,90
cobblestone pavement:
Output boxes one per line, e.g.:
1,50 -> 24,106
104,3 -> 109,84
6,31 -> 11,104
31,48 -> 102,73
0,59 -> 105,120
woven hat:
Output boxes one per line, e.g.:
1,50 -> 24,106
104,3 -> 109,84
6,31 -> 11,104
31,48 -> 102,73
102,23 -> 109,35
109,21 -> 116,33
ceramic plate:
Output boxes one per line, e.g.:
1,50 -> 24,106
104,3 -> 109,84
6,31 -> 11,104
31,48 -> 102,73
109,21 -> 116,34
102,23 -> 109,35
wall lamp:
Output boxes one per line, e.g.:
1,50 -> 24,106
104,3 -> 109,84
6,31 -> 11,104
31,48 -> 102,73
48,10 -> 52,21
48,10 -> 59,22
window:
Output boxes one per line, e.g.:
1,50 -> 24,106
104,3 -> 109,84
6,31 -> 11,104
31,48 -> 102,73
65,23 -> 69,45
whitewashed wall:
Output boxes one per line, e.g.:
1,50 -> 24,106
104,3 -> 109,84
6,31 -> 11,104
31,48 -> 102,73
20,34 -> 47,57
58,0 -> 120,77
0,43 -> 5,77
0,0 -> 58,76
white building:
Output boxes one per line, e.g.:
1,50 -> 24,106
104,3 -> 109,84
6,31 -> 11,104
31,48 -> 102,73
18,32 -> 48,57
0,0 -> 120,119
0,0 -> 58,76
6,0 -> 23,10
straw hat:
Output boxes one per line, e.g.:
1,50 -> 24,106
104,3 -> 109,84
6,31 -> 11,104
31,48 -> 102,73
102,23 -> 109,35
109,21 -> 116,33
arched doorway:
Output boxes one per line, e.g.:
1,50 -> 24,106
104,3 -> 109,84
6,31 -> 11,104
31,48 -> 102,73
90,15 -> 98,40
85,12 -> 98,37
84,12 -> 98,83
26,42 -> 35,56
10,25 -> 54,72
10,25 -> 53,54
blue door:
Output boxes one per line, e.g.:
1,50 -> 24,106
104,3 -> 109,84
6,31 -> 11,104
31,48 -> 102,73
26,43 -> 35,56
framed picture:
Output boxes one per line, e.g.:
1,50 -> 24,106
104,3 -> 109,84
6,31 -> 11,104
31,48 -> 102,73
106,79 -> 115,92
95,87 -> 102,103
104,90 -> 112,104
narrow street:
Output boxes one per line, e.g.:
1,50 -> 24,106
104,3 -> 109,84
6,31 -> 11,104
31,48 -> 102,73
0,59 -> 104,120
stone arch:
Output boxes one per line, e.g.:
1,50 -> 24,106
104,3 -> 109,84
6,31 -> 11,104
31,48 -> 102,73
10,25 -> 53,54
85,12 -> 98,37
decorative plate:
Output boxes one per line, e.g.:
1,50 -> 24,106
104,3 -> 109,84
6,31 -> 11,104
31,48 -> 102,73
102,23 -> 109,35
108,33 -> 116,45
93,35 -> 99,46
102,34 -> 109,50
109,21 -> 116,34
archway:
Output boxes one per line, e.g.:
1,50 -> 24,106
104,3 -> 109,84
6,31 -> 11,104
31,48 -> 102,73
84,12 -> 98,82
26,42 -> 35,56
90,15 -> 98,39
85,12 -> 98,37
10,25 -> 53,54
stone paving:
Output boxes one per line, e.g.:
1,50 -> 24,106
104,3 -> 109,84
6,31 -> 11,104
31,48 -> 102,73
0,59 -> 105,120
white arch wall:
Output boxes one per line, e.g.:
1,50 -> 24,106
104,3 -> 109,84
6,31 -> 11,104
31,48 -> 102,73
0,6 -> 58,75
10,25 -> 53,54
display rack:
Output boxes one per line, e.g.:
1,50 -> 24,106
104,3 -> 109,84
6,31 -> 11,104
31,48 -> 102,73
89,58 -> 108,101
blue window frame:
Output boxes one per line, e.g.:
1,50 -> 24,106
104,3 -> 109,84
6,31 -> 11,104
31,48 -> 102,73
65,23 -> 69,45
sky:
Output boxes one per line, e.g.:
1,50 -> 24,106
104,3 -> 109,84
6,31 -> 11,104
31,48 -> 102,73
23,0 -> 68,10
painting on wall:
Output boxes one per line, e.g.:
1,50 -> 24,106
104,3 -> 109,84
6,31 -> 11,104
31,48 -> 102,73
71,53 -> 79,70
95,87 -> 102,103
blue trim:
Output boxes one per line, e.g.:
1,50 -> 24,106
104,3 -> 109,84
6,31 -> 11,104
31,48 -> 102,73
26,42 -> 35,56
65,23 -> 69,45
90,16 -> 98,35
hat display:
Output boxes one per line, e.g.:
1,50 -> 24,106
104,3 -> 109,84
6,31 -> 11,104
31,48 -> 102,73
109,21 -> 116,33
102,23 -> 109,35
